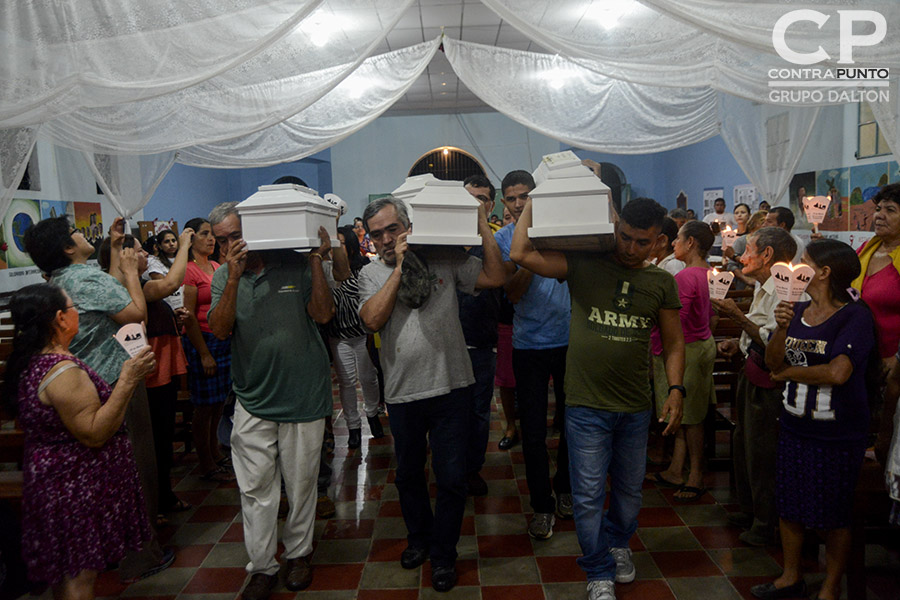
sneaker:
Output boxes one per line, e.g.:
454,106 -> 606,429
556,493 -> 574,519
610,547 -> 635,583
587,579 -> 616,600
528,512 -> 555,540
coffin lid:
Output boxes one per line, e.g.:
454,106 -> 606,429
237,184 -> 338,214
531,174 -> 611,198
409,179 -> 480,209
533,151 -> 596,185
392,173 -> 439,201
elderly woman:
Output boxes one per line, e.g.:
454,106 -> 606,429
2,284 -> 157,599
23,216 -> 173,582
853,183 -> 900,365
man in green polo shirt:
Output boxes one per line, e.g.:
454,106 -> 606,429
208,205 -> 334,600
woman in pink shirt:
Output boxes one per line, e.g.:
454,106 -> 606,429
648,221 -> 717,502
853,184 -> 900,365
182,217 -> 233,482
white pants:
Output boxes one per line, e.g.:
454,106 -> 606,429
328,335 -> 380,429
231,402 -> 324,575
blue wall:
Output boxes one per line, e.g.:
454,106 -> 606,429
570,135 -> 750,215
143,150 -> 333,226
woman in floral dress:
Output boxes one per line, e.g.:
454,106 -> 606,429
3,283 -> 156,599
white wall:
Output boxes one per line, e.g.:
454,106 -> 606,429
1,140 -> 145,294
330,111 -> 562,220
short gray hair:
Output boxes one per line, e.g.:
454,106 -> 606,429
362,195 -> 410,233
750,226 -> 796,264
208,201 -> 240,227
669,208 -> 688,220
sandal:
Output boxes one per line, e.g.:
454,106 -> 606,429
163,498 -> 193,513
674,486 -> 707,503
200,467 -> 236,482
645,472 -> 683,489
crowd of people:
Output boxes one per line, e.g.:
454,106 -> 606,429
4,174 -> 900,600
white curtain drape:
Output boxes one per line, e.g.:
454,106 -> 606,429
870,79 -> 899,160
478,0 -> 899,103
1,0 -> 326,127
444,38 -> 720,154
178,38 -> 441,167
718,94 -> 821,207
0,127 -> 40,222
84,152 -> 176,218
637,0 -> 900,67
39,0 -> 416,155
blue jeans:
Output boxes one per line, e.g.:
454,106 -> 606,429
467,347 -> 497,475
388,388 -> 469,567
566,406 -> 651,581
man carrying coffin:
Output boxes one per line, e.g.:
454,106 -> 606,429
207,202 -> 334,600
510,196 -> 685,600
357,196 -> 505,592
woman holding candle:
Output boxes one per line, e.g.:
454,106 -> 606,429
646,221 -> 716,501
755,239 -> 879,600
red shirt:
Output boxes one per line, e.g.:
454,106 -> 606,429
184,260 -> 219,333
860,263 -> 900,358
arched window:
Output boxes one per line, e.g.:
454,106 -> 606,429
408,146 -> 485,181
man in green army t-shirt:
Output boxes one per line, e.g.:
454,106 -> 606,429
510,196 -> 685,600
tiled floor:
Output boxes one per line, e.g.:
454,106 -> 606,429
33,386 -> 900,600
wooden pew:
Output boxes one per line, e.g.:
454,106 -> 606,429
705,289 -> 753,474
0,312 -> 25,512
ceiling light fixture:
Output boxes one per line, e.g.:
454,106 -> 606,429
586,0 -> 635,30
304,10 -> 342,47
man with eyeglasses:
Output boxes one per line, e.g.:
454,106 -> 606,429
357,195 -> 505,592
493,169 -> 573,541
207,201 -> 335,600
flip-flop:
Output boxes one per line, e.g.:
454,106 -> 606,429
674,486 -> 707,503
645,472 -> 683,489
164,498 -> 193,513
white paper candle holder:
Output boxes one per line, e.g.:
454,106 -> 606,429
236,184 -> 339,251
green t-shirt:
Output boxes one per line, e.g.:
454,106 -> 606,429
209,251 -> 331,423
565,252 -> 681,413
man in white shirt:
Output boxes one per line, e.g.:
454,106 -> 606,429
703,198 -> 737,256
711,227 -> 797,547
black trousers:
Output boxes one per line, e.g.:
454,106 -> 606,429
512,346 -> 571,514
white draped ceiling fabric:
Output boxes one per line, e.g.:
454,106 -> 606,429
1,1 -> 898,217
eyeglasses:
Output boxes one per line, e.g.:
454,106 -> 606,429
63,303 -> 78,312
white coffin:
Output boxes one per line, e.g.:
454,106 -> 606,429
236,184 -> 339,251
391,173 -> 439,223
406,179 -> 481,246
528,151 -> 616,252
